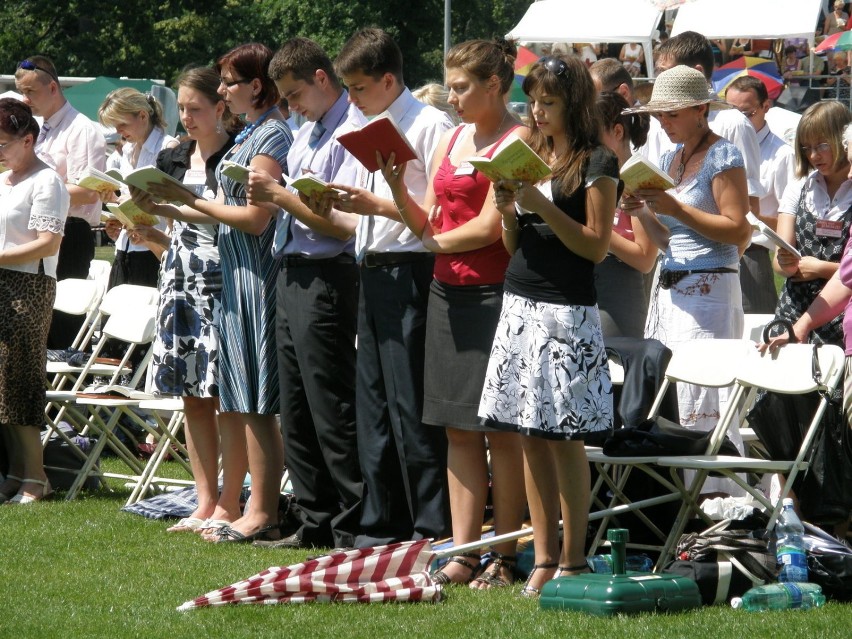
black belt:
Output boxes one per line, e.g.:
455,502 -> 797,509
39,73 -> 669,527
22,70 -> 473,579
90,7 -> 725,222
660,267 -> 737,290
279,254 -> 355,268
744,244 -> 770,254
361,252 -> 433,269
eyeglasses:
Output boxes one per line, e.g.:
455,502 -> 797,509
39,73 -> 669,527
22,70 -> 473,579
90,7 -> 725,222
801,142 -> 832,155
17,60 -> 59,83
220,77 -> 252,88
735,107 -> 759,119
0,137 -> 23,152
538,56 -> 568,77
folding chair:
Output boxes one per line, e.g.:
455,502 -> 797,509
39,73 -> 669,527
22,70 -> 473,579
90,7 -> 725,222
586,338 -> 753,564
51,277 -> 105,353
657,342 -> 845,559
741,313 -> 776,342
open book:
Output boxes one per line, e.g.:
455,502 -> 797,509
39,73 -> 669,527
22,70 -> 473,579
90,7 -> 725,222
221,160 -> 251,184
77,167 -> 122,193
79,165 -> 201,202
466,134 -> 551,183
77,384 -> 154,400
337,111 -> 420,172
105,201 -> 160,229
619,154 -> 676,193
284,173 -> 345,198
746,212 -> 802,259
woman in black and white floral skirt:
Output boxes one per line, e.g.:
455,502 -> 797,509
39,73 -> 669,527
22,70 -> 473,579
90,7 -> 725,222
479,54 -> 618,596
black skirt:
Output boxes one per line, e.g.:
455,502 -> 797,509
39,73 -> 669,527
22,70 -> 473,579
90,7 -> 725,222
422,279 -> 503,431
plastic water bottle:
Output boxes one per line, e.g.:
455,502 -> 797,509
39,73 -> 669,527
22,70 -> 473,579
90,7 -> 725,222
776,498 -> 808,583
730,583 -> 825,611
586,554 -> 654,574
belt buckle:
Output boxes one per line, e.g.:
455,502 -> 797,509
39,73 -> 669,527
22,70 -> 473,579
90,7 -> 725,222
362,253 -> 378,268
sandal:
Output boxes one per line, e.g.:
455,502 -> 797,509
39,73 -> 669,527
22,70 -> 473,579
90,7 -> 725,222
519,562 -> 557,598
470,551 -> 519,590
556,562 -> 592,578
210,524 -> 281,544
166,517 -> 206,533
6,478 -> 54,505
432,552 -> 482,585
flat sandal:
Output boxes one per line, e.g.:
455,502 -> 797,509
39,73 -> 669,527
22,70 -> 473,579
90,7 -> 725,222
471,551 -> 519,589
519,562 -> 557,598
432,552 -> 482,585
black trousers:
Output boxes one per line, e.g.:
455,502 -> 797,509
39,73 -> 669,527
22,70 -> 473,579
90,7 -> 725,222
740,244 -> 778,314
276,257 -> 362,548
355,257 -> 449,548
47,217 -> 96,349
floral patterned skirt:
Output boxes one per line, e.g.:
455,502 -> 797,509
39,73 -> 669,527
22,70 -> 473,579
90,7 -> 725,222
478,291 -> 613,440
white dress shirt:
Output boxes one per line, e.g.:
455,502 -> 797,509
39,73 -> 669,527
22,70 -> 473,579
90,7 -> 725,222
35,100 -> 106,226
751,124 -> 796,250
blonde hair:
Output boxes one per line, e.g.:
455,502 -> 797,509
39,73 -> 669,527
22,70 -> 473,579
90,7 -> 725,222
412,83 -> 459,124
794,101 -> 852,178
98,87 -> 166,131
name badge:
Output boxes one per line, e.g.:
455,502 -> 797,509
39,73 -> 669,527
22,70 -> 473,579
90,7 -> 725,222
454,161 -> 476,176
816,219 -> 843,238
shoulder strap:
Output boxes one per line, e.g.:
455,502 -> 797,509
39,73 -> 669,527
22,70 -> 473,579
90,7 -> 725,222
445,125 -> 466,154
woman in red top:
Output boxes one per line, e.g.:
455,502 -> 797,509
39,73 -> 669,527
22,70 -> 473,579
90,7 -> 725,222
384,39 -> 527,590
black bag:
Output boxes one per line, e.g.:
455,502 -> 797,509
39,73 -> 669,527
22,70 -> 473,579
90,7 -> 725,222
747,319 -> 852,525
808,553 -> 852,602
602,416 -> 740,458
43,432 -> 101,491
663,521 -> 778,605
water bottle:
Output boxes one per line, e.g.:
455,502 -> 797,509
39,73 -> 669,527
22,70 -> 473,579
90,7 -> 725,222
730,583 -> 825,611
586,554 -> 654,574
776,498 -> 808,583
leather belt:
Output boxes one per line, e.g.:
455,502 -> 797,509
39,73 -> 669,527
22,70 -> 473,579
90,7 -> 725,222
279,254 -> 355,268
660,267 -> 737,290
361,252 -> 432,269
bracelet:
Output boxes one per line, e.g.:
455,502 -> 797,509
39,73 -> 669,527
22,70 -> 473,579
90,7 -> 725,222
501,215 -> 519,232
394,193 -> 411,212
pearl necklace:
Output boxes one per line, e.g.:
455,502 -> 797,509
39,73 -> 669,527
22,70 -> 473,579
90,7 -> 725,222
234,106 -> 279,145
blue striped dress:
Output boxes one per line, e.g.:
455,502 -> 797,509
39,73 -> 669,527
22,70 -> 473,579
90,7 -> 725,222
216,119 -> 292,414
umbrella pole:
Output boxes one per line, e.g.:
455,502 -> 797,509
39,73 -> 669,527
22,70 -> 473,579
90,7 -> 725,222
432,508 -> 617,559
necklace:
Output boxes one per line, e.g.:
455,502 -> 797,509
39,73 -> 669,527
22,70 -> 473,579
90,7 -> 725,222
674,127 -> 712,186
234,105 -> 279,145
473,109 -> 513,152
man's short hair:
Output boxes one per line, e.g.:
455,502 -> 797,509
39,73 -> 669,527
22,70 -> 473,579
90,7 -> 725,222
656,31 -> 715,80
728,75 -> 769,104
335,27 -> 404,84
14,55 -> 60,87
589,58 -> 634,93
269,37 -> 338,87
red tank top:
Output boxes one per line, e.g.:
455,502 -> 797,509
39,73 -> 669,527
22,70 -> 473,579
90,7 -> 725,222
431,125 -> 516,286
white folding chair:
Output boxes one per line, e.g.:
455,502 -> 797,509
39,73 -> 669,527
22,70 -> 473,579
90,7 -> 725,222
87,259 -> 111,288
741,313 -> 776,343
51,277 -> 106,353
657,343 -> 845,549
586,338 -> 753,563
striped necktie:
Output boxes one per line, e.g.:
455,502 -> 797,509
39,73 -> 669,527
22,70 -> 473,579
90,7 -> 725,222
308,120 -> 325,149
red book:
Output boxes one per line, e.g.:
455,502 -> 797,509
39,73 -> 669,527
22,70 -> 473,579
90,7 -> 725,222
337,111 -> 420,172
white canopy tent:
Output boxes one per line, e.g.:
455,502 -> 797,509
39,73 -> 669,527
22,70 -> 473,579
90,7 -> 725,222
506,0 -> 663,77
671,0 -> 823,47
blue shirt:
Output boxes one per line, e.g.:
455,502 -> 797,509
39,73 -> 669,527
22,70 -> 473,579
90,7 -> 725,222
273,91 -> 367,258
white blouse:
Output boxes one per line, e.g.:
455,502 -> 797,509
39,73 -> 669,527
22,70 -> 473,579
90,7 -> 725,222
0,165 -> 69,278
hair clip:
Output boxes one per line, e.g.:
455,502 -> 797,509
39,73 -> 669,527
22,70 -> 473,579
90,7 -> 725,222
9,114 -> 19,129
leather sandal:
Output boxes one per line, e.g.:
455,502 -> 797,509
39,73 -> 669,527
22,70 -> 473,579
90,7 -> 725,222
520,562 -> 557,598
471,551 -> 519,589
210,523 -> 281,544
556,562 -> 592,578
432,552 -> 482,585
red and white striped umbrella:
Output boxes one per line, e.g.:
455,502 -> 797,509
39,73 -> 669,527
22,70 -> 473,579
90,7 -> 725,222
177,540 -> 440,610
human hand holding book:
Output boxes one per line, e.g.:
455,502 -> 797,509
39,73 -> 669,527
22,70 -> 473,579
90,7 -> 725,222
746,212 -> 801,259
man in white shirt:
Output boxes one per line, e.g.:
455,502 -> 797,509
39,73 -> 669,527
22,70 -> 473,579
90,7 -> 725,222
329,28 -> 453,547
726,76 -> 796,314
15,56 -> 106,347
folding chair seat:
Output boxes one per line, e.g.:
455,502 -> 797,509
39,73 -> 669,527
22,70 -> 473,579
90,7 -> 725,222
657,342 -> 845,557
586,338 -> 753,564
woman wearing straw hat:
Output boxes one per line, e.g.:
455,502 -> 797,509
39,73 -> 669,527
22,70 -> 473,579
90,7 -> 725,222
623,64 -> 751,495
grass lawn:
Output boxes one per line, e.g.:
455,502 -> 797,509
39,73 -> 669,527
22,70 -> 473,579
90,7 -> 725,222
2,464 -> 849,639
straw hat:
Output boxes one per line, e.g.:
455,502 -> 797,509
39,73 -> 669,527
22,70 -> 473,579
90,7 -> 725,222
623,65 -> 730,114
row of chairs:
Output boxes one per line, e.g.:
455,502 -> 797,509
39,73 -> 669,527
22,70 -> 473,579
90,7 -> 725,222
43,266 -> 193,503
587,337 -> 844,570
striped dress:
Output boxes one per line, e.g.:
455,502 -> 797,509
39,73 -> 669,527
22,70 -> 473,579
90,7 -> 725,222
216,119 -> 292,414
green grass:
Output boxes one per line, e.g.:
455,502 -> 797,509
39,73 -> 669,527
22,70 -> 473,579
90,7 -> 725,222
94,245 -> 115,265
2,468 -> 849,639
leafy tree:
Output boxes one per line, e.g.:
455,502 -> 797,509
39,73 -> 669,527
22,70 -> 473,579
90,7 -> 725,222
0,0 -> 530,88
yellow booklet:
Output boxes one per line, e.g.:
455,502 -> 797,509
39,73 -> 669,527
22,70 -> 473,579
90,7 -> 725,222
619,154 -> 676,193
105,201 -> 160,229
466,134 -> 551,183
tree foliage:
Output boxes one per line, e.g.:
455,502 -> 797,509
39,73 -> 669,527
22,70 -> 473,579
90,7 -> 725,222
0,0 -> 530,88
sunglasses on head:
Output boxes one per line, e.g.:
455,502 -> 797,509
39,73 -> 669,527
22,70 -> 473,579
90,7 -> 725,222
18,59 -> 59,83
538,56 -> 568,77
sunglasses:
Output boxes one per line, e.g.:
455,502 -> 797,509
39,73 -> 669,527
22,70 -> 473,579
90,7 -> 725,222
538,56 -> 568,77
17,60 -> 59,83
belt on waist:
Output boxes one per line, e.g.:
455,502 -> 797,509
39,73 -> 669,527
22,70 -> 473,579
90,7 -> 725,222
361,252 -> 433,269
659,267 -> 737,290
744,244 -> 770,254
279,254 -> 355,268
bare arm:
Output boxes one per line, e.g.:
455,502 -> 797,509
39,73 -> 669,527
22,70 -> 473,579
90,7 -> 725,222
608,211 -> 659,274
0,231 -> 62,266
